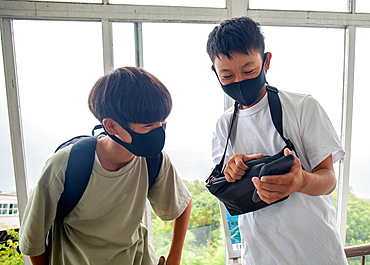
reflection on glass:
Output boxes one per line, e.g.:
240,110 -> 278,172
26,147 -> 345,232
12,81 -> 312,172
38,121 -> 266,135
249,0 -> 347,12
356,0 -> 370,13
110,0 -> 225,8
346,28 -> 370,257
112,22 -> 136,68
142,22 -> 225,263
0,37 -> 16,193
12,20 -> 104,191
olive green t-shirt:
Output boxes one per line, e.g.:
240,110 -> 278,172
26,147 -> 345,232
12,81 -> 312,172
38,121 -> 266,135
19,145 -> 191,265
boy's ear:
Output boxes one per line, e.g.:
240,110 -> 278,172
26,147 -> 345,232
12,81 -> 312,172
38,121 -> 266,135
102,118 -> 118,135
264,52 -> 272,71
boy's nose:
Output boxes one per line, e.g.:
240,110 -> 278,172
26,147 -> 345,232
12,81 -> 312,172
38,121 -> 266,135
234,74 -> 245,83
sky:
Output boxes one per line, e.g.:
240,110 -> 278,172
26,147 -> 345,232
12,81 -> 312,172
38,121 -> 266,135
1,4 -> 370,201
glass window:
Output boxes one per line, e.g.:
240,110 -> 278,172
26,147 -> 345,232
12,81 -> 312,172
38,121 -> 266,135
142,22 -> 225,263
263,26 -> 344,140
110,0 -> 225,8
249,0 -> 347,12
13,204 -> 18,215
112,22 -> 136,68
346,28 -> 370,262
356,0 -> 370,13
0,204 -> 8,215
12,20 -> 104,190
0,38 -> 16,194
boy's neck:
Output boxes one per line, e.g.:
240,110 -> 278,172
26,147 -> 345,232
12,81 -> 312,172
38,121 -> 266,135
96,136 -> 135,171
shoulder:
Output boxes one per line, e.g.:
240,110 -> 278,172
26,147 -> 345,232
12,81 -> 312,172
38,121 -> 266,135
47,145 -> 71,171
278,90 -> 323,117
38,145 -> 72,189
154,151 -> 184,187
159,151 -> 175,174
214,105 -> 235,135
218,105 -> 235,123
278,90 -> 317,107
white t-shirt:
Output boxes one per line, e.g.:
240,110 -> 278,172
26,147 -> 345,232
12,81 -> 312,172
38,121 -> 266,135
212,90 -> 347,265
19,145 -> 191,265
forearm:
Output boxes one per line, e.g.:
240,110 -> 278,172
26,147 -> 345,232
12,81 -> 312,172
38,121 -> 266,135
30,250 -> 49,265
254,153 -> 337,204
167,199 -> 192,264
299,167 -> 337,196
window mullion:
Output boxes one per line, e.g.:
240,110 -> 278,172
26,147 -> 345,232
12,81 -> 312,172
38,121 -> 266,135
0,18 -> 29,223
337,25 -> 356,245
102,16 -> 114,72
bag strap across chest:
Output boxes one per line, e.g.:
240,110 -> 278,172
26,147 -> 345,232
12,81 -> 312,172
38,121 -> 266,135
214,85 -> 296,173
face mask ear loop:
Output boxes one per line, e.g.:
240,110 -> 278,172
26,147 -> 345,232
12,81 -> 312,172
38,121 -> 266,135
102,125 -> 131,148
211,65 -> 222,84
263,52 -> 269,73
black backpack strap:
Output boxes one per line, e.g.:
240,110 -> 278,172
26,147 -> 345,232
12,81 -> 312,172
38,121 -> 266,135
56,136 -> 98,219
145,152 -> 163,191
56,122 -> 164,218
267,86 -> 297,153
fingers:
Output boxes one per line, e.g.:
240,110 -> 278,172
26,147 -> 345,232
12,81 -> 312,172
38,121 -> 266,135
284,148 -> 292,156
252,176 -> 291,204
252,155 -> 303,204
224,154 -> 247,182
224,153 -> 264,182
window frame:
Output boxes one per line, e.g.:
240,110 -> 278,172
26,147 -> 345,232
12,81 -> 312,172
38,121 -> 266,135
1,0 -> 368,257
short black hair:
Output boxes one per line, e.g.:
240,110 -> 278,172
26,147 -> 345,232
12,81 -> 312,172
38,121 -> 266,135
207,17 -> 265,63
88,67 -> 172,127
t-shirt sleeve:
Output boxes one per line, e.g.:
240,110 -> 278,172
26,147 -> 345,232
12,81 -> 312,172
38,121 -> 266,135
147,152 -> 191,221
19,148 -> 70,257
298,95 -> 345,169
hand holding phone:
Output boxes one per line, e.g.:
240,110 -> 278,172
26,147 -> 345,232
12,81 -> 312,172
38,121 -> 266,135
252,154 -> 295,203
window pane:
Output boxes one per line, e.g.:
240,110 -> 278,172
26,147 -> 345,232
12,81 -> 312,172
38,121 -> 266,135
263,26 -> 344,139
1,204 -> 8,215
0,38 -> 16,194
110,0 -> 225,8
142,22 -> 225,263
356,0 -> 370,13
13,20 -> 103,190
346,28 -> 370,255
250,0 -> 347,12
112,22 -> 136,68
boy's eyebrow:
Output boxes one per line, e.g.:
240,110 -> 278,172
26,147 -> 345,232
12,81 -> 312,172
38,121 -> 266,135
219,62 -> 254,73
240,61 -> 254,69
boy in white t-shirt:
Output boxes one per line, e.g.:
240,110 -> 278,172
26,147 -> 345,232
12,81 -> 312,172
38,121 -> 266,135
19,67 -> 192,265
207,17 -> 348,264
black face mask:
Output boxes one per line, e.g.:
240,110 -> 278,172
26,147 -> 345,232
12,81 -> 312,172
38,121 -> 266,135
105,124 -> 166,158
213,53 -> 268,107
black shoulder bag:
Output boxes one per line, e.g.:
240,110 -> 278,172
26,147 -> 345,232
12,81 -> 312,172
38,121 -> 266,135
205,86 -> 297,215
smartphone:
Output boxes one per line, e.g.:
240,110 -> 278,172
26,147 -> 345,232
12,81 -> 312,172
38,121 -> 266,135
252,154 -> 295,203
